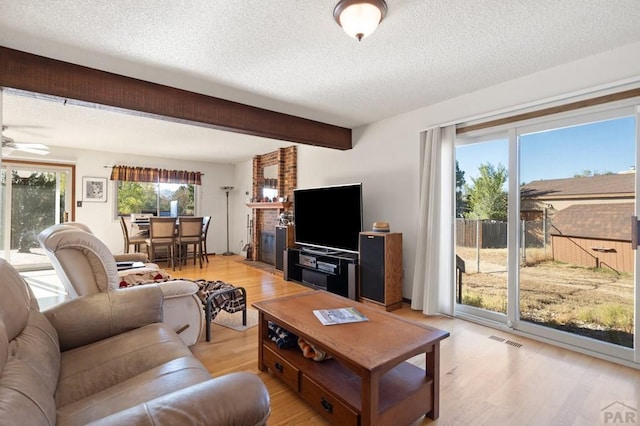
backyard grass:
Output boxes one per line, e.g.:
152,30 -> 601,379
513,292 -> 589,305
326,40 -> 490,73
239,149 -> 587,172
456,247 -> 634,347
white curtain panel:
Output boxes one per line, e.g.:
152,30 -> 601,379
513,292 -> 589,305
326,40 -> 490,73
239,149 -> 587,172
411,125 -> 455,315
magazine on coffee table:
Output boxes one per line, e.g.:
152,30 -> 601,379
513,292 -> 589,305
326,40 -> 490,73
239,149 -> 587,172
313,307 -> 369,326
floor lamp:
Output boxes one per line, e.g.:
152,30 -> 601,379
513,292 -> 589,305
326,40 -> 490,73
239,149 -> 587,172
221,186 -> 235,256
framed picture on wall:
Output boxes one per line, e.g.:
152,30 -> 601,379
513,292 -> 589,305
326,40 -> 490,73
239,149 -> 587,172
83,177 -> 108,202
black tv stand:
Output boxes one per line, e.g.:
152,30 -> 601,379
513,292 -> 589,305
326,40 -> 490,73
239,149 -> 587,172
284,247 -> 358,299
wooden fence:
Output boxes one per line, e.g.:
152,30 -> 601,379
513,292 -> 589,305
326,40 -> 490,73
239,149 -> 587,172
456,219 -> 545,248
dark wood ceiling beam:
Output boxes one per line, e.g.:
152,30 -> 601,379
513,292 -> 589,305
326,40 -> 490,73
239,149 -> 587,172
0,46 -> 352,150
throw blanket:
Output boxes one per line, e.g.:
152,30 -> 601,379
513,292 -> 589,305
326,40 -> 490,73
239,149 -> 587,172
118,268 -> 172,288
194,279 -> 246,321
117,272 -> 245,322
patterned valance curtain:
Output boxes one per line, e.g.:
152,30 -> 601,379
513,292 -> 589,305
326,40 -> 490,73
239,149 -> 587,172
110,165 -> 202,185
157,168 -> 202,184
110,166 -> 157,182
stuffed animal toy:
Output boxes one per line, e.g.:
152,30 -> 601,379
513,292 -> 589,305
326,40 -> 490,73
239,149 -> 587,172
297,337 -> 330,362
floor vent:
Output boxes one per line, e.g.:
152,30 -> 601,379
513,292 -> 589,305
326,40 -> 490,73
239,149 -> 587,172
489,335 -> 523,348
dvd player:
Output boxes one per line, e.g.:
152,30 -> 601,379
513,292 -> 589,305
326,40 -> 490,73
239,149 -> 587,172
317,261 -> 337,273
299,254 -> 317,268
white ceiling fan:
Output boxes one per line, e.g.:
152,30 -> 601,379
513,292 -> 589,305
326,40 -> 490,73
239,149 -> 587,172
1,126 -> 50,156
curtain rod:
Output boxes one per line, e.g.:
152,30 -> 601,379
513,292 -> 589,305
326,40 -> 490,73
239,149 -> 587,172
456,86 -> 640,135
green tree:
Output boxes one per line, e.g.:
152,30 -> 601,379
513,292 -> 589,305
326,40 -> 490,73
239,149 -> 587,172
464,162 -> 508,221
11,172 -> 57,252
117,182 -> 157,214
174,185 -> 194,215
455,161 -> 467,218
573,169 -> 613,178
117,182 -> 196,216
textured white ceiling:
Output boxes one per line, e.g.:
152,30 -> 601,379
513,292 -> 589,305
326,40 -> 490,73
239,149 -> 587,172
1,0 -> 640,162
2,94 -> 290,163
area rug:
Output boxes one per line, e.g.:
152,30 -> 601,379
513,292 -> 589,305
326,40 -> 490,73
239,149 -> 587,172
213,308 -> 259,332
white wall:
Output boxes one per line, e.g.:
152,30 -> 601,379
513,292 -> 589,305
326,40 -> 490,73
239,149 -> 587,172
288,41 -> 640,299
40,146 -> 235,256
232,159 -> 254,256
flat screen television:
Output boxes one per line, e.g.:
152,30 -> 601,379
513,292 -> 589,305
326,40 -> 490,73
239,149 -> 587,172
293,183 -> 363,254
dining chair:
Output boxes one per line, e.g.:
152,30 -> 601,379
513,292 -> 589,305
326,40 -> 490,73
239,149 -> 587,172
176,216 -> 204,270
201,216 -> 211,263
146,217 -> 177,270
119,216 -> 147,253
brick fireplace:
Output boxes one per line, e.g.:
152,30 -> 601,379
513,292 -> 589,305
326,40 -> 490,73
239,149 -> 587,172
247,146 -> 297,263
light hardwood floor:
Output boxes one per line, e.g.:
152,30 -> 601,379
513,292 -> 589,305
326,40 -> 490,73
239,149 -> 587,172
175,255 -> 640,426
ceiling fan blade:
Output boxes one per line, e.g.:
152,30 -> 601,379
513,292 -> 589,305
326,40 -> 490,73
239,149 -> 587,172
15,146 -> 50,155
14,142 -> 49,151
1,147 -> 16,157
2,136 -> 50,155
3,124 -> 46,130
2,135 -> 15,145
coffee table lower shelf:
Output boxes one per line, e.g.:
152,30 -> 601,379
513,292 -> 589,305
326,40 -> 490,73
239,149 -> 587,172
261,340 -> 434,425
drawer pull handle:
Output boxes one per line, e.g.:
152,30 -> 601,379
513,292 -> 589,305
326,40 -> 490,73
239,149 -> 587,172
320,397 -> 333,414
274,362 -> 284,373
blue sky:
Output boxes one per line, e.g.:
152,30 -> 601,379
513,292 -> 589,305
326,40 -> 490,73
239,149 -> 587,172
456,116 -> 636,186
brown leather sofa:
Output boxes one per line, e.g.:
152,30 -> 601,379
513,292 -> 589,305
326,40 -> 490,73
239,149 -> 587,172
0,258 -> 270,425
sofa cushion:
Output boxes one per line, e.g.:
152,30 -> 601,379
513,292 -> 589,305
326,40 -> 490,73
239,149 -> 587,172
0,354 -> 57,425
0,259 -> 34,340
84,373 -> 271,426
38,225 -> 120,296
56,323 -> 195,407
0,259 -> 60,425
57,356 -> 212,425
14,311 -> 61,395
44,286 -> 163,352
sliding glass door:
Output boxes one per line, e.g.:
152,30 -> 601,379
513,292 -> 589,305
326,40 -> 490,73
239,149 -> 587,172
517,111 -> 636,354
0,162 -> 73,270
455,102 -> 639,361
455,136 -> 510,322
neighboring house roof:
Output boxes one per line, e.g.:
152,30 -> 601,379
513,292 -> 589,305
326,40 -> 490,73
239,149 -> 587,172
521,173 -> 634,199
550,203 -> 634,241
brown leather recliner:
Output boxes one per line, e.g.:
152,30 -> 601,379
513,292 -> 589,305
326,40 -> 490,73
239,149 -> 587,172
0,257 -> 270,425
37,223 -> 203,346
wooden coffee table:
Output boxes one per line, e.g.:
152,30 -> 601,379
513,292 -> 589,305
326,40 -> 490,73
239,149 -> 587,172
253,290 -> 449,425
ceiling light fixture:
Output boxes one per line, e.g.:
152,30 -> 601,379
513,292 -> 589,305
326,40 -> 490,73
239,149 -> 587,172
333,0 -> 387,41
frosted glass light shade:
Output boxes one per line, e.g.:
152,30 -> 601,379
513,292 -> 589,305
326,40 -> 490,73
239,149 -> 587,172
333,0 -> 387,41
